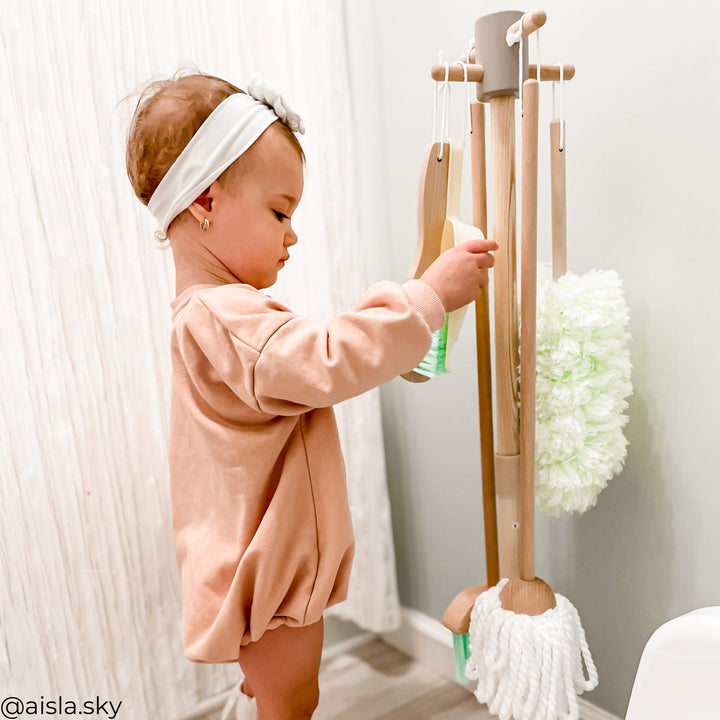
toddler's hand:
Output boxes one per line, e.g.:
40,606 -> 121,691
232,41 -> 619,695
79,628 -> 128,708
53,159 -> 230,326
420,238 -> 498,312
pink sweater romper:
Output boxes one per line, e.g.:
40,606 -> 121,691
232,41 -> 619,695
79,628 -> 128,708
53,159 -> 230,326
169,278 -> 445,663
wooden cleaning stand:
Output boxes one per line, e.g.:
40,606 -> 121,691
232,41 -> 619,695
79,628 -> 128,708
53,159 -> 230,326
438,10 -> 576,637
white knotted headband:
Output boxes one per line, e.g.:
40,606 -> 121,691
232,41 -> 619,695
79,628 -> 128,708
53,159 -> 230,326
148,74 -> 305,237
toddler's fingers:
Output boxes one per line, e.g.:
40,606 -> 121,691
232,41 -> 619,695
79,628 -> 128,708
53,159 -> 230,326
478,252 -> 496,268
458,238 -> 499,254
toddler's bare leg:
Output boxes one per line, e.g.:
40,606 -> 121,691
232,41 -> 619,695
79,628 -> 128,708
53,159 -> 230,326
237,618 -> 323,719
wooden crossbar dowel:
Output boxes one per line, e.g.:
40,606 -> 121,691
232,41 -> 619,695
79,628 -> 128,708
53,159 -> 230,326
430,63 -> 484,82
431,63 -> 574,83
529,64 -> 575,81
507,9 -> 547,38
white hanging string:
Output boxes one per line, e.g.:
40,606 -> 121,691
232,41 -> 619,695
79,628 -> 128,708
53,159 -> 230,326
463,38 -> 474,139
519,32 -> 524,116
434,39 -> 474,155
441,61 -> 451,145
557,63 -> 565,151
552,63 -> 566,151
432,71 -> 439,143
505,14 -> 525,45
435,56 -> 451,161
432,52 -> 445,146
507,15 -> 542,116
454,60 -> 471,143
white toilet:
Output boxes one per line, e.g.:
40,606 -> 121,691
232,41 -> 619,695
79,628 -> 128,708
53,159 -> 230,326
625,606 -> 720,719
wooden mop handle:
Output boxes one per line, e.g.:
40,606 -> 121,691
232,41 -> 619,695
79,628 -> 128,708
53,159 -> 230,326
471,101 -> 499,588
519,79 -> 539,581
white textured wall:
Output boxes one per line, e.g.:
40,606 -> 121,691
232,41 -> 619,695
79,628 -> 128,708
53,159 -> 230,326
0,3 -> 238,715
345,0 -> 720,717
1,1 -> 398,716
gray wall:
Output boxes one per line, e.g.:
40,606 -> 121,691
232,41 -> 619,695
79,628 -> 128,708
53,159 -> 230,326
345,0 -> 720,717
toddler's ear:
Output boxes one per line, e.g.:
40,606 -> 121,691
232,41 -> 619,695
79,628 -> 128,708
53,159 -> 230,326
188,185 -> 214,223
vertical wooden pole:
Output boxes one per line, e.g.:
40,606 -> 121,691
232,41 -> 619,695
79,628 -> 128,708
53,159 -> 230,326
490,94 -> 520,579
471,101 -> 499,588
519,80 -> 538,580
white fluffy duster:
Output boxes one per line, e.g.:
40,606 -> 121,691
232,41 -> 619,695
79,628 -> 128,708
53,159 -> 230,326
534,265 -> 632,516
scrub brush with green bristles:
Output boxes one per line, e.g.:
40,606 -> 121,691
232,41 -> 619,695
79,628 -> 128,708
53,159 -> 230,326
452,631 -> 471,682
413,316 -> 450,378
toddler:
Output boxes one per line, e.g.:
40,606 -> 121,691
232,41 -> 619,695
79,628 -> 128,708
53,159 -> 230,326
125,71 -> 496,719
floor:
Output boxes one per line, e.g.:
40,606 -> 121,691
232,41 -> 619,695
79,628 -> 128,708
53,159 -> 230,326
204,638 -> 494,719
315,639 -> 493,719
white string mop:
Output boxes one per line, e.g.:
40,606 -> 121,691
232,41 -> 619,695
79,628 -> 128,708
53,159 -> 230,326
466,580 -> 598,720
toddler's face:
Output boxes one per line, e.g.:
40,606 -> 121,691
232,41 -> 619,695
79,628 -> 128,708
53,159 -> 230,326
205,126 -> 304,289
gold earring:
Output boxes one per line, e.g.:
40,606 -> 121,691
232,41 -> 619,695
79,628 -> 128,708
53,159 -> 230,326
201,218 -> 210,231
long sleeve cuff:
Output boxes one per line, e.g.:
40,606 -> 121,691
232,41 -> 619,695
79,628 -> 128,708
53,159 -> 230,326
402,279 -> 446,332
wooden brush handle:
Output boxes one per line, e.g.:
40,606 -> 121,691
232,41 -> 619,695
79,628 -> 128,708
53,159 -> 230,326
550,118 -> 567,279
402,141 -> 450,383
408,142 -> 450,279
471,101 -> 499,588
520,80 -> 539,581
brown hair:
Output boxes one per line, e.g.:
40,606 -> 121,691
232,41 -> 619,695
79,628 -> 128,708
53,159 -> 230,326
125,70 -> 304,207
